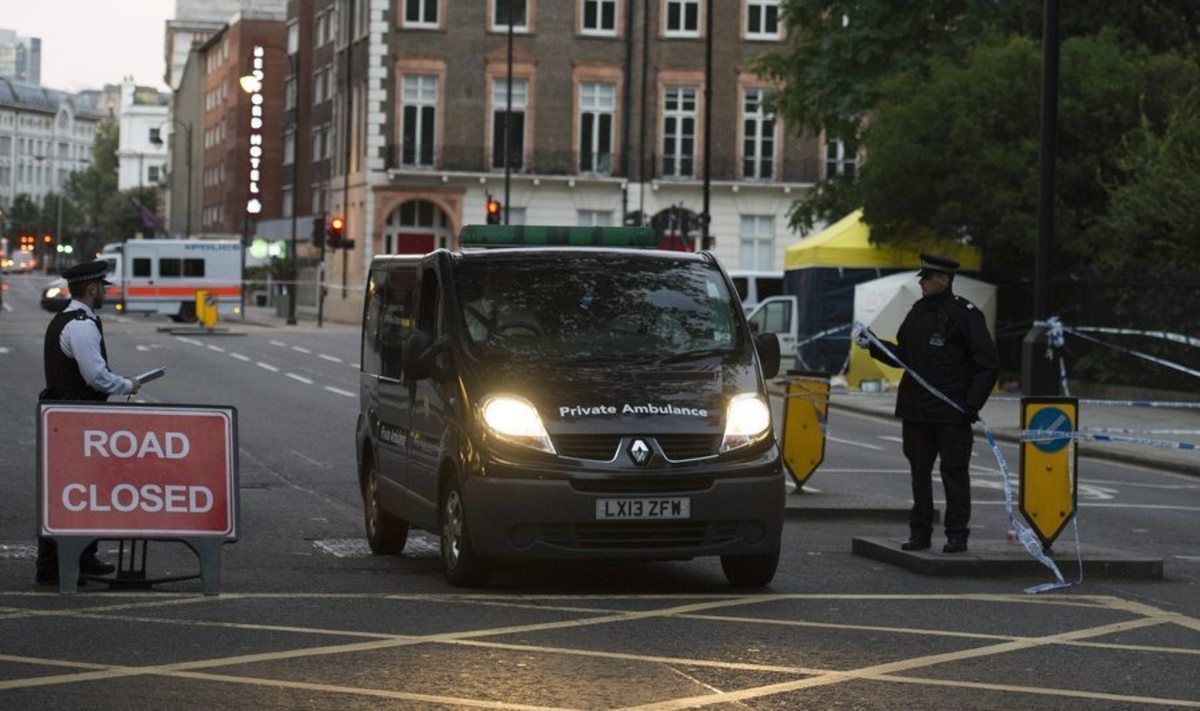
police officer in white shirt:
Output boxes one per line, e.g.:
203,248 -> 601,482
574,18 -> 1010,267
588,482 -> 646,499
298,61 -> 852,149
36,260 -> 141,584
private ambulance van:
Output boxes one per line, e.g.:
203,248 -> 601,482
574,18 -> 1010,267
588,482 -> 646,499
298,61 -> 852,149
100,240 -> 242,321
357,225 -> 785,587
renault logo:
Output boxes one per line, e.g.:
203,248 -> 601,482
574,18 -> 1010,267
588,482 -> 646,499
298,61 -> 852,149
628,438 -> 651,465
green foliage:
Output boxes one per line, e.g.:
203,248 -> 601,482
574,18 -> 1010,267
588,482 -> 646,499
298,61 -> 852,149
6,194 -> 42,236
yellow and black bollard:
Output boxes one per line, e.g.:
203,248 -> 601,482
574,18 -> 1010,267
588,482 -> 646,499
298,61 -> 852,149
780,371 -> 831,490
1019,397 -> 1079,549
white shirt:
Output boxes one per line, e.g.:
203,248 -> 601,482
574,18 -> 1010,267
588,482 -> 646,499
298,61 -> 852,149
58,300 -> 135,395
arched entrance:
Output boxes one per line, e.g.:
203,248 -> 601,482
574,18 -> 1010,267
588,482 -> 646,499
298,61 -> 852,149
381,199 -> 455,254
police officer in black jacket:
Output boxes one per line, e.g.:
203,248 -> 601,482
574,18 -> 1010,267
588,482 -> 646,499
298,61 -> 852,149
854,254 -> 999,553
36,260 -> 141,585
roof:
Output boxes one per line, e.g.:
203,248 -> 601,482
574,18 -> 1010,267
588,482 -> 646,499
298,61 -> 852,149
784,209 -> 982,271
0,78 -> 101,118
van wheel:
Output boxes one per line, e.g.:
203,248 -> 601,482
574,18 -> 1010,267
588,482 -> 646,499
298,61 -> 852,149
720,549 -> 779,588
441,481 -> 490,587
363,459 -> 408,554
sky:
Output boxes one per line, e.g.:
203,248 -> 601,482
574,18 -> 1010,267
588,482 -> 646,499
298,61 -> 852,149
5,0 -> 174,93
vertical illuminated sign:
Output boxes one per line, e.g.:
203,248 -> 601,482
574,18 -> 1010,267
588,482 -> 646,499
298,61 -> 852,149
246,45 -> 265,215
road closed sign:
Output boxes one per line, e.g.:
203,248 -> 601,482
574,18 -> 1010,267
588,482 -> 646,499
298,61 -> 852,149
39,403 -> 238,538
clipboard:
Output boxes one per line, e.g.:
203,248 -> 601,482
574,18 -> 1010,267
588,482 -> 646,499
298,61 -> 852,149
136,367 -> 166,384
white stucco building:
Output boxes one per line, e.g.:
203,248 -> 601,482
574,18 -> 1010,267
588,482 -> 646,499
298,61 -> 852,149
115,80 -> 170,191
0,78 -> 101,212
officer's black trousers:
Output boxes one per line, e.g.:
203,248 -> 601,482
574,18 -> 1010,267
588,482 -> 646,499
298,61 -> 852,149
902,420 -> 974,539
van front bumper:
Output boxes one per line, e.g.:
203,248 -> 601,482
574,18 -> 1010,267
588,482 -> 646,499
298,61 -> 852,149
462,456 -> 784,560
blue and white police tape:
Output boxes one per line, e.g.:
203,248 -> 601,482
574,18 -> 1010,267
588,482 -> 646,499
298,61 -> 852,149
1072,324 -> 1200,350
795,323 -> 852,348
853,322 -> 1081,594
990,395 -> 1200,409
1020,429 -> 1199,451
1066,327 -> 1200,380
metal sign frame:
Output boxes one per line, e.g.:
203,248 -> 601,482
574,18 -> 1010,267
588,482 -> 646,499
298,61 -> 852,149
37,401 -> 239,594
1018,396 -> 1079,546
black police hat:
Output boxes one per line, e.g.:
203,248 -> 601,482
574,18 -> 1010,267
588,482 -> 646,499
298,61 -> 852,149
62,260 -> 114,285
917,253 -> 960,278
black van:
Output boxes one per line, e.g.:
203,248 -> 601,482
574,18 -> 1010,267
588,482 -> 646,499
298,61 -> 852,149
357,226 -> 785,587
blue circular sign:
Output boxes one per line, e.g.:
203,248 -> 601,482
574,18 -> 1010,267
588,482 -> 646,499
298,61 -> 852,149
1029,407 -> 1072,453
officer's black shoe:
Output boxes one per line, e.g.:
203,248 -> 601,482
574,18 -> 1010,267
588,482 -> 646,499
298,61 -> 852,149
900,537 -> 931,551
80,557 -> 115,576
942,539 -> 969,554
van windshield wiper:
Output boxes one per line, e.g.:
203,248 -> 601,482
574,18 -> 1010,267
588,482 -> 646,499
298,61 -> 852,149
654,347 -> 736,365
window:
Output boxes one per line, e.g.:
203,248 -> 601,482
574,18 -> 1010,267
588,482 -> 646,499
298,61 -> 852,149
148,127 -> 161,144
582,0 -> 616,34
662,86 -> 697,178
491,78 -> 527,170
366,265 -> 418,379
147,165 -> 161,183
742,88 -> 775,179
184,259 -> 206,277
285,76 -> 296,109
159,258 -> 182,277
578,82 -> 615,174
492,0 -> 528,31
401,75 -> 438,167
284,130 -> 295,164
665,0 -> 700,36
745,0 -> 780,38
826,136 -> 858,179
316,13 -> 328,45
282,188 -> 293,217
749,298 -> 791,334
577,210 -> 612,226
405,0 -> 439,27
133,258 -> 151,277
739,215 -> 775,270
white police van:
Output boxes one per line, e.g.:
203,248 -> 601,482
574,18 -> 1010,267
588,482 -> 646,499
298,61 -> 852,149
357,226 -> 785,587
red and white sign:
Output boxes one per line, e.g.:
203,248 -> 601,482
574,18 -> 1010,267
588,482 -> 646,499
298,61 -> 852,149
40,405 -> 236,538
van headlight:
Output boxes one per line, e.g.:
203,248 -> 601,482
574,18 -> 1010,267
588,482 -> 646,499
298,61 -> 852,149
481,395 -> 556,454
720,393 -> 772,453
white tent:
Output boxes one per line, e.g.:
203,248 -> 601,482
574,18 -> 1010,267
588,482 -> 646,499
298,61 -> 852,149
847,271 -> 997,388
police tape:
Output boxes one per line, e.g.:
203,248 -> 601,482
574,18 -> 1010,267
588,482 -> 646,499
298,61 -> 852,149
1020,429 -> 1198,451
1072,324 -> 1200,349
854,322 -> 1081,594
795,323 -> 852,348
1035,319 -> 1200,382
1064,328 -> 1200,380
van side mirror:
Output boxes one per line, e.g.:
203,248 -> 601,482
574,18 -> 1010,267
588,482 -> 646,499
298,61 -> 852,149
403,330 -> 445,381
754,332 -> 781,380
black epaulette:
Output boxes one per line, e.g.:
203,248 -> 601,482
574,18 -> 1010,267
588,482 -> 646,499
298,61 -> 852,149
953,295 -> 977,312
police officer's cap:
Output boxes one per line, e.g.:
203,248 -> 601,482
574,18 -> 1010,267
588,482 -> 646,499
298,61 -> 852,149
917,253 -> 959,278
62,260 -> 113,285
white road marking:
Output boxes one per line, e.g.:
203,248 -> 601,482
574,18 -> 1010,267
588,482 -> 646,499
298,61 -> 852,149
229,352 -> 251,362
827,435 -> 883,451
206,344 -> 225,353
324,386 -> 355,398
319,353 -> 342,363
1,302 -> 10,312
135,345 -> 150,352
177,337 -> 204,347
286,373 -> 313,384
291,346 -> 312,354
878,435 -> 905,444
269,340 -> 287,347
1174,555 -> 1200,562
256,362 -> 279,372
350,362 -> 360,369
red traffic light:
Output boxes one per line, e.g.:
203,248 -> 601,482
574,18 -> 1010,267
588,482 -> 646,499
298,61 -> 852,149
486,197 -> 502,224
326,215 -> 346,249
43,234 -> 53,243
329,216 -> 345,232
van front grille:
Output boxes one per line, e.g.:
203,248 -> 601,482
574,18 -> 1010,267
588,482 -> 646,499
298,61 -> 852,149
570,477 -> 713,494
553,434 -> 621,460
656,434 -> 721,460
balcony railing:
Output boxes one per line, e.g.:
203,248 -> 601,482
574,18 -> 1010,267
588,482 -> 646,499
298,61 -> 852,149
382,143 -> 821,184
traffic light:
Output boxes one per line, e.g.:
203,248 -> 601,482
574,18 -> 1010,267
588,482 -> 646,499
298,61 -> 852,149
312,215 -> 326,248
326,215 -> 345,248
486,196 -> 502,224
43,234 -> 53,245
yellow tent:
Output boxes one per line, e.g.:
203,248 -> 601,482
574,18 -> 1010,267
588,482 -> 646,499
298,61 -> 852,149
784,210 -> 981,271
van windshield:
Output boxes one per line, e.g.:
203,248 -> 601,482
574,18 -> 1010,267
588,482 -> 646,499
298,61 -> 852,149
455,254 -> 743,363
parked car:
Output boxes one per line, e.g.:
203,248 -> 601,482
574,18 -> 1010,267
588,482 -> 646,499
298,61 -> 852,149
41,277 -> 71,312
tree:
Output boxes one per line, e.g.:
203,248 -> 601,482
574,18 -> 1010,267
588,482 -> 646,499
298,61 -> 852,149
858,32 -> 1198,279
6,193 -> 41,237
757,0 -> 1200,232
64,121 -> 119,237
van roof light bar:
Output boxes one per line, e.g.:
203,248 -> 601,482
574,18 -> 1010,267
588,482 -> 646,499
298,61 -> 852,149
460,225 -> 659,249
